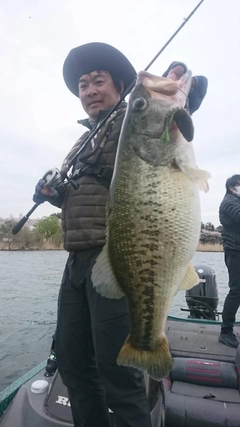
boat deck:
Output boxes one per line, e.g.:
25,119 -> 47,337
167,318 -> 240,362
1,317 -> 240,427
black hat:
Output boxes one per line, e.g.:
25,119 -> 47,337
63,42 -> 136,97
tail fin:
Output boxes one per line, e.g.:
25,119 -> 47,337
117,334 -> 172,380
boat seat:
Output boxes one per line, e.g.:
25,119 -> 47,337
163,347 -> 240,427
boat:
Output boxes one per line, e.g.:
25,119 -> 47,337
1,264 -> 240,427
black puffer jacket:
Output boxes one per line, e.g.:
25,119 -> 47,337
219,193 -> 240,251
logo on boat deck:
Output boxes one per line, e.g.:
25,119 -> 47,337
55,396 -> 113,413
56,395 -> 71,407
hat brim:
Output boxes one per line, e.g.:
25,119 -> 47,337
63,42 -> 136,97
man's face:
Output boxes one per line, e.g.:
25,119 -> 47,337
78,70 -> 122,120
232,181 -> 240,195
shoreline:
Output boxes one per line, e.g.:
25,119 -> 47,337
197,243 -> 223,252
0,243 -> 224,252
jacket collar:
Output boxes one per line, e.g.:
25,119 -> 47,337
77,101 -> 127,129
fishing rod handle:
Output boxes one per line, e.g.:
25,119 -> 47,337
12,168 -> 65,235
12,204 -> 39,235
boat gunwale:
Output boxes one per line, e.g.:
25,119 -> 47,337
0,360 -> 46,418
168,315 -> 240,325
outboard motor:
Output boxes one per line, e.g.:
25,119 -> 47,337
185,264 -> 219,320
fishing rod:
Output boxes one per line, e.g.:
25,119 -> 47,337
12,0 -> 204,235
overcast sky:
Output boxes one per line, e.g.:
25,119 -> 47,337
1,0 -> 239,226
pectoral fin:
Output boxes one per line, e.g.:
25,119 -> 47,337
177,163 -> 211,193
179,263 -> 199,290
91,244 -> 125,299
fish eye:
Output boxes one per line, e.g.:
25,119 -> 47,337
133,97 -> 148,111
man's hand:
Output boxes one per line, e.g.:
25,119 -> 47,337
33,179 -> 58,204
163,61 -> 208,115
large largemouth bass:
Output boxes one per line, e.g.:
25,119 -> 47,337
92,70 -> 210,380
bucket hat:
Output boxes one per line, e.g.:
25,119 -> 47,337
63,42 -> 136,97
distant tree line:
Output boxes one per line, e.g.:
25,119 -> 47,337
0,213 -> 62,250
200,222 -> 222,245
0,217 -> 223,250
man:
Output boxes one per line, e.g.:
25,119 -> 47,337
33,42 -> 208,427
219,175 -> 240,349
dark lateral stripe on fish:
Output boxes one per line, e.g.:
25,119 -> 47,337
129,288 -> 155,349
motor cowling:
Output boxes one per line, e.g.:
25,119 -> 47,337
185,264 -> 219,320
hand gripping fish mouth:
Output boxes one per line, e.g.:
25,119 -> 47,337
136,70 -> 192,105
92,70 -> 210,381
135,70 -> 194,143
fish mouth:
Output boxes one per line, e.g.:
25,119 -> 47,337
136,70 -> 193,102
176,70 -> 193,98
137,71 -> 179,96
134,71 -> 194,141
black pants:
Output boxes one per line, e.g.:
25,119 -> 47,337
55,249 -> 151,427
221,250 -> 240,333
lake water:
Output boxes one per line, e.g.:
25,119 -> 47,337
0,250 -> 235,393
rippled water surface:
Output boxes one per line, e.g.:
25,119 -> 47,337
0,250 -> 234,392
